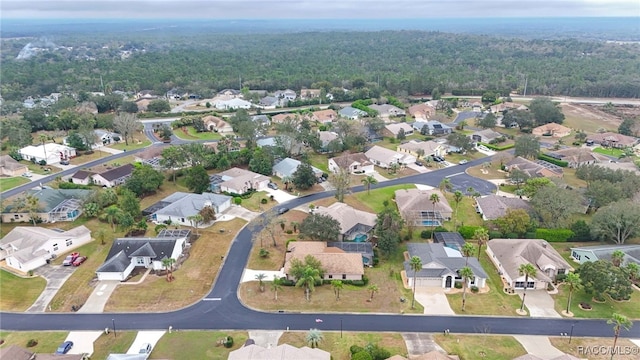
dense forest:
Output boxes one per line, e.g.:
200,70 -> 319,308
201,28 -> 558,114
2,30 -> 640,100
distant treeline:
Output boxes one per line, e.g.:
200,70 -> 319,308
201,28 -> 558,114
2,31 -> 640,100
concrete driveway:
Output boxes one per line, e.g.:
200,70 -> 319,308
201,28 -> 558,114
406,163 -> 430,173
27,264 -> 76,312
223,205 -> 260,221
517,290 -> 562,318
65,331 -> 103,356
513,335 -> 564,359
402,333 -> 447,356
126,331 -> 166,355
264,188 -> 298,203
248,330 -> 283,348
78,281 -> 120,313
414,288 -> 455,315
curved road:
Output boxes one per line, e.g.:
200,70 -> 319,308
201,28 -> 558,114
2,155 -> 639,339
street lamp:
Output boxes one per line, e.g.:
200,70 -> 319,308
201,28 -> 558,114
569,323 -> 575,344
112,318 -> 117,338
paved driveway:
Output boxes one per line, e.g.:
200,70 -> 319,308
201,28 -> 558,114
126,331 -> 166,355
414,288 -> 455,315
65,331 -> 103,356
27,265 -> 76,312
517,290 -> 562,318
223,205 -> 260,221
406,163 -> 429,173
514,335 -> 564,359
264,188 -> 298,203
402,333 -> 447,356
248,330 -> 283,348
78,281 -> 120,313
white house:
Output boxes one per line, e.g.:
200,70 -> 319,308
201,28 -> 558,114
0,226 -> 92,272
328,152 -> 374,174
570,244 -> 640,266
150,192 -> 232,227
96,233 -> 188,281
19,143 -> 76,165
364,145 -> 415,168
214,98 -> 252,110
213,167 -> 270,194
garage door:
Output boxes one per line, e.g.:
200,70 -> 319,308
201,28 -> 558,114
416,277 -> 442,287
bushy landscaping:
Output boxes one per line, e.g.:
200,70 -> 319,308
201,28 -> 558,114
278,331 -> 407,360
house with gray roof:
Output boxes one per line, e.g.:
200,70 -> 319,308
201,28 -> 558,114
404,243 -> 487,289
328,152 -> 373,174
91,163 -> 135,188
150,192 -> 232,227
1,188 -> 92,224
272,157 -> 323,179
475,195 -> 532,221
470,129 -> 504,143
251,114 -> 271,126
211,167 -> 270,194
395,188 -> 452,227
314,202 -> 377,242
412,120 -> 453,136
258,96 -> 279,109
383,122 -> 414,138
339,106 -> 368,120
96,233 -> 188,281
369,104 -> 406,117
570,244 -> 640,266
365,145 -> 415,169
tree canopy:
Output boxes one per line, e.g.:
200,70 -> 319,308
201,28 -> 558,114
299,213 -> 341,242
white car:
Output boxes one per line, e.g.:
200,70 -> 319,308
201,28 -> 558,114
459,159 -> 468,165
139,343 -> 152,354
22,172 -> 33,178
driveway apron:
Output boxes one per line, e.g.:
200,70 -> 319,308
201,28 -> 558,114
516,290 -> 562,318
77,281 -> 120,313
27,265 -> 76,312
514,335 -> 565,359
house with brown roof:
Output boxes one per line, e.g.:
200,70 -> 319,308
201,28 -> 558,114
369,104 -> 406,117
214,167 -> 270,194
271,113 -> 299,124
318,131 -> 340,149
300,88 -> 322,100
365,145 -> 415,168
311,109 -> 338,124
397,140 -> 445,158
408,103 -> 436,120
0,155 -> 28,177
489,102 -> 529,113
395,188 -> 452,226
70,170 -> 95,185
506,156 -> 563,178
134,146 -> 165,168
532,122 -> 571,138
314,202 -> 377,241
587,132 -> 638,148
90,164 -> 134,188
328,152 -> 374,174
202,115 -> 233,133
383,122 -> 414,138
486,238 -> 572,290
545,148 -> 608,168
475,195 -> 532,221
284,241 -> 364,281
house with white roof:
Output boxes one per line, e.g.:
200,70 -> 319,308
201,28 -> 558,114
214,98 -> 252,110
272,158 -> 323,179
209,167 -> 270,194
339,106 -> 368,120
314,202 -> 377,242
570,244 -> 640,266
364,145 -> 415,169
397,140 -> 445,158
149,192 -> 232,227
383,122 -> 414,138
19,143 -> 76,165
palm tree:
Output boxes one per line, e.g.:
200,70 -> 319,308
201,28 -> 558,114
518,263 -> 537,313
466,186 -> 475,198
564,272 -> 582,315
306,328 -> 324,349
271,276 -> 283,301
296,266 -> 321,301
453,190 -> 463,229
187,214 -> 203,235
24,194 -> 41,226
290,221 -> 299,233
459,266 -> 474,312
607,313 -> 633,359
439,178 -> 452,194
389,162 -> 400,175
39,133 -> 48,163
368,284 -> 379,301
626,263 -> 640,284
429,193 -> 440,238
255,273 -> 267,292
162,257 -> 176,282
461,242 -> 475,266
331,280 -> 343,300
95,228 -> 108,245
409,256 -> 422,309
611,250 -> 625,267
282,175 -> 292,190
361,175 -> 378,195
473,227 -> 489,260
104,205 -> 121,231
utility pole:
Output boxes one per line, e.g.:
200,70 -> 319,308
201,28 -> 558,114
100,75 -> 105,93
523,76 -> 528,97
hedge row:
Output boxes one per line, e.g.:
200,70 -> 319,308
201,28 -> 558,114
478,142 -> 515,151
535,228 -> 575,243
59,182 -> 93,190
538,154 -> 569,167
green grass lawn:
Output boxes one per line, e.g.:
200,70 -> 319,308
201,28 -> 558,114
354,184 -> 415,213
110,135 -> 151,151
174,126 -> 224,141
552,283 -> 640,320
0,331 -> 69,354
91,331 -> 137,360
69,149 -> 111,165
239,191 -> 277,212
20,160 -> 61,175
434,334 -> 527,360
307,152 -> 330,173
0,176 -> 30,191
150,331 -> 247,359
592,146 -> 625,158
0,270 -> 47,311
279,331 -> 408,360
443,193 -> 484,229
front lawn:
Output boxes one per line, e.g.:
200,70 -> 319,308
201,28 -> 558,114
69,149 -> 111,165
246,210 -> 307,270
278,331 -> 408,360
20,160 -> 62,175
443,193 -> 484,229
550,337 -> 639,360
353,184 -> 415,213
593,146 -> 625,158
150,331 -> 247,359
0,270 -> 47,311
239,191 -> 277,212
90,331 -> 137,360
306,152 -> 330,173
0,176 -> 30,191
434,334 -> 527,360
109,134 -> 151,151
174,126 -> 224,141
0,331 -> 68,354
552,283 -> 640,319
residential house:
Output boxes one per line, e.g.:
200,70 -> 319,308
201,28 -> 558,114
433,232 -> 467,252
397,140 -> 445,158
404,243 -> 487,289
258,96 -> 279,109
532,123 -> 572,138
0,225 -> 91,272
594,160 -> 640,175
70,170 -> 95,186
311,109 -> 338,124
284,241 -> 364,281
229,343 -> 330,360
1,188 -> 92,223
475,195 -> 532,221
94,129 -> 121,145
489,102 -> 529,113
149,192 -> 232,226
202,115 -> 234,133
314,202 -> 377,242
383,122 -> 414,138
570,244 -> 640,266
271,113 -> 298,124
408,103 -> 436,120
369,104 -> 406,117
274,89 -> 297,102
486,238 -> 572,290
327,242 -> 375,266
412,120 -> 453,136
339,106 -> 368,120
135,90 -> 156,100
505,156 -> 563,178
365,145 -> 416,169
91,164 -> 135,188
363,125 -> 383,143
135,146 -> 164,169
0,155 -> 28,177
586,132 -> 638,149
96,234 -> 189,281
318,131 -> 339,150
272,157 -> 323,179
470,129 -> 504,143
214,98 -> 252,110
135,98 -> 153,112
19,143 -> 76,165
471,101 -> 483,112
0,345 -> 85,360
453,111 -> 479,124
545,148 -> 609,168
210,167 -> 270,194
217,89 -> 242,99
300,88 -> 322,100
328,152 -> 374,174
395,188 -> 452,227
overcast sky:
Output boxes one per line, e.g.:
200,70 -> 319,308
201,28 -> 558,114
2,0 -> 639,19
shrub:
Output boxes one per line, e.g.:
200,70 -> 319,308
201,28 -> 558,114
26,339 -> 38,347
570,220 -> 592,241
260,198 -> 268,204
223,336 -> 234,348
420,230 -> 431,239
454,282 -> 463,289
470,286 -> 479,293
555,273 -> 567,284
458,226 -> 480,239
350,345 -> 365,355
39,160 -> 47,165
285,239 -> 297,248
538,154 -> 569,167
259,248 -> 270,258
58,182 -> 92,190
285,230 -> 293,234
233,197 -> 242,205
488,230 -> 502,239
353,351 -> 373,360
535,228 -> 574,243
478,142 -> 514,151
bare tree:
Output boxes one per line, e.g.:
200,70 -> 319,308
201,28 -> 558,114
329,168 -> 351,202
113,112 -> 142,146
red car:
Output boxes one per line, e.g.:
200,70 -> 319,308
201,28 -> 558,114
72,256 -> 87,266
62,252 -> 80,266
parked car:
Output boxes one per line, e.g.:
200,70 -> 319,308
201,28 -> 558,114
431,155 -> 445,162
72,256 -> 87,267
139,343 -> 152,354
56,341 -> 73,354
277,207 -> 289,215
458,159 -> 468,165
21,172 -> 33,178
415,160 -> 424,166
267,182 -> 278,190
62,252 -> 80,266
59,160 -> 70,165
